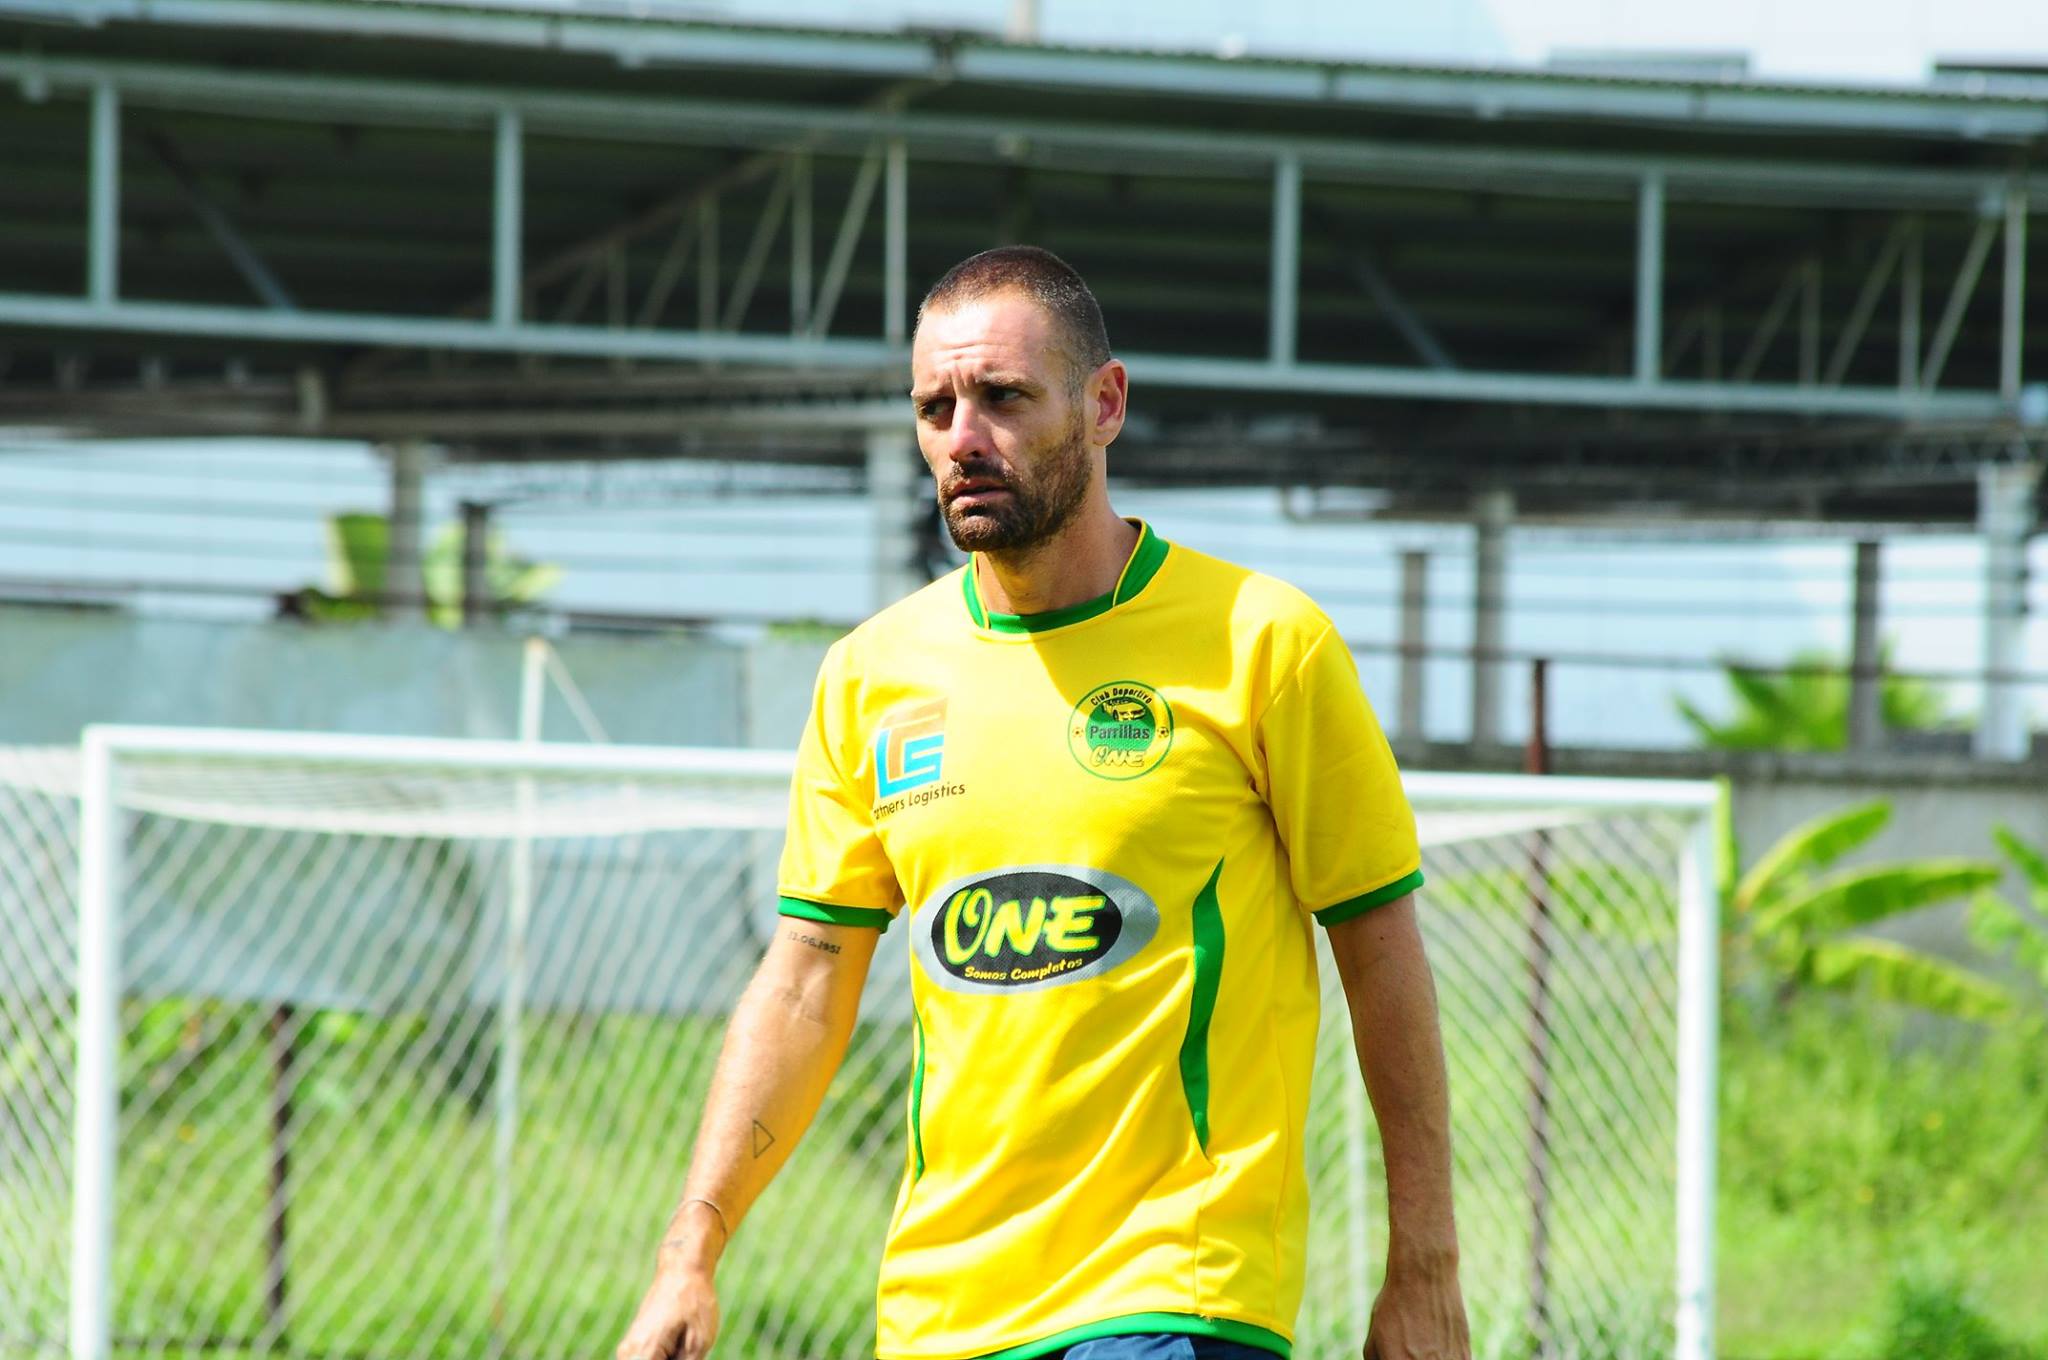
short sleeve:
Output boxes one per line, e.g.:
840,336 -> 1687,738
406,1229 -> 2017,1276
776,644 -> 901,931
1259,626 -> 1423,927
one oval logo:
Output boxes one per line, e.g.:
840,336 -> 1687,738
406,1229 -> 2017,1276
912,865 -> 1159,994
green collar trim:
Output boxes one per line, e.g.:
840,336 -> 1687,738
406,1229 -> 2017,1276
965,520 -> 1169,635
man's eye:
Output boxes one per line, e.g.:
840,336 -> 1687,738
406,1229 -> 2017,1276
986,386 -> 1020,402
918,399 -> 952,421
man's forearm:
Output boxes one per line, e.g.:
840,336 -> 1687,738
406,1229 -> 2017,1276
1329,897 -> 1460,1274
656,925 -> 873,1274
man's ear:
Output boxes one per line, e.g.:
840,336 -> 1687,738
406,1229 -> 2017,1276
1089,359 -> 1129,447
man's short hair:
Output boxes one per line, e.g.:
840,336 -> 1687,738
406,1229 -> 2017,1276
916,245 -> 1112,386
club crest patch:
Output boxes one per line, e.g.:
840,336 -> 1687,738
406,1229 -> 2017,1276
1067,680 -> 1173,781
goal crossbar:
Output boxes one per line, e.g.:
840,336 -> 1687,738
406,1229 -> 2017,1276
40,725 -> 1718,1360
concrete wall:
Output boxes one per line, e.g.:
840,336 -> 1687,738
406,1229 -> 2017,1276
5,603 -> 2039,870
0,604 -> 810,749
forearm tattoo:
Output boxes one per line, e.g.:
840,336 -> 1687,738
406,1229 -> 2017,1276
785,928 -> 842,955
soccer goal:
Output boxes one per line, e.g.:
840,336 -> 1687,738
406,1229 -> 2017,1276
0,726 -> 1717,1360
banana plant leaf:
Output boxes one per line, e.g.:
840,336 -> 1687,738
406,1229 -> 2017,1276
1734,801 -> 1890,916
1993,825 -> 2048,909
326,511 -> 389,600
1803,937 -> 2016,1022
1968,891 -> 2048,993
1756,860 -> 2003,940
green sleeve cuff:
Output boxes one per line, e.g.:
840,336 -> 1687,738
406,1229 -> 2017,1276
1312,869 -> 1424,927
778,895 -> 895,932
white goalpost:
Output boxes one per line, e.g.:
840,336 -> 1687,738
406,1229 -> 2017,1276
0,725 -> 1717,1360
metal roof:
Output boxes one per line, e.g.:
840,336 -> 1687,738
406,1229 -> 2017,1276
1,0 -> 2043,524
15,0 -> 2048,134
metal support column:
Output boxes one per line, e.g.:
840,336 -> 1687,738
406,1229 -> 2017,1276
1899,216 -> 1923,391
88,81 -> 119,306
386,439 -> 429,621
1799,259 -> 1821,387
1635,170 -> 1664,383
697,199 -> 720,333
1398,549 -> 1428,741
867,427 -> 925,610
1847,540 -> 1884,752
1269,153 -> 1301,367
790,150 -> 813,334
261,1003 -> 295,1349
1975,460 -> 2041,761
1471,489 -> 1513,747
2003,186 -> 2028,402
492,109 -> 523,329
461,500 -> 492,627
884,139 -> 908,346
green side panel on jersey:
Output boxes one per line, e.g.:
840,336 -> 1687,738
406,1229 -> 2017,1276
969,1311 -> 1291,1360
910,1005 -> 928,1180
777,895 -> 894,932
1311,868 -> 1426,927
1178,858 -> 1226,1153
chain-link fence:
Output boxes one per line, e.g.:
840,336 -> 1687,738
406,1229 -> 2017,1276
0,729 -> 1716,1360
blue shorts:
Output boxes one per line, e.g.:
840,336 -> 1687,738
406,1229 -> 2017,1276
1059,1336 -> 1279,1360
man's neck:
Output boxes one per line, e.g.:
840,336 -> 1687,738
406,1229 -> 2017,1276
974,506 -> 1140,617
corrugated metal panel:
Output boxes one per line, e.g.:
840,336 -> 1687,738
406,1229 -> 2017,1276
10,0 -> 2048,122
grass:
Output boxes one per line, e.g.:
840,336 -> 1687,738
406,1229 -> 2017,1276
4,961 -> 2045,1359
1717,992 -> 2048,1360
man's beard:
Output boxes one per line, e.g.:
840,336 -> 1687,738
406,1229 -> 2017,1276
938,413 -> 1092,554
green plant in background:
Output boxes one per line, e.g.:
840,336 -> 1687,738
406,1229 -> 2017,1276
1880,1269 -> 2023,1360
1722,796 -> 2013,1022
286,511 -> 561,626
764,618 -> 851,643
1676,646 -> 1953,750
1718,991 -> 2048,1359
1973,825 -> 2048,1013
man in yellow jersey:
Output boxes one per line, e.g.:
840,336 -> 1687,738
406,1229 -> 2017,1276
616,247 -> 1469,1360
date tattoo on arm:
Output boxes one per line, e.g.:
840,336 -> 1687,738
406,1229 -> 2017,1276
784,928 -> 842,955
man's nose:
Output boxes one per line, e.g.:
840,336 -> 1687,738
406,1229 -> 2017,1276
939,397 -> 991,464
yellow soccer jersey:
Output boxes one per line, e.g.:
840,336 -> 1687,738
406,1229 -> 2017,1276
777,520 -> 1422,1360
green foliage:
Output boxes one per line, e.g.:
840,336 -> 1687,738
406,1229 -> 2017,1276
18,985 -> 2048,1360
1725,800 -> 2014,1022
1881,1271 -> 2026,1360
764,618 -> 850,643
286,512 -> 561,626
419,521 -> 562,628
1734,800 -> 1890,913
1676,645 -> 1953,751
1719,992 -> 2048,1358
1973,825 -> 2048,1001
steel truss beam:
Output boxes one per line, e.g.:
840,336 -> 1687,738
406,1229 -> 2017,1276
139,126 -> 297,311
2,53 -> 2033,209
6,53 -> 2040,421
0,291 -> 2015,419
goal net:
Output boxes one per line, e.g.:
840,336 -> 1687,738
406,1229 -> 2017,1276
0,726 -> 1717,1360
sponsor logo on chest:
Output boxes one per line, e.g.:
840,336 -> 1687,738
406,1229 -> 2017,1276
911,866 -> 1160,993
870,698 -> 966,819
